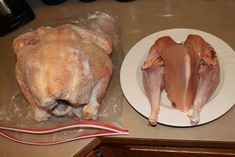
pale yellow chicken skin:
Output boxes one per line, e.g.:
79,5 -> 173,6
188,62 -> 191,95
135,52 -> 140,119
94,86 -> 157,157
13,24 -> 113,122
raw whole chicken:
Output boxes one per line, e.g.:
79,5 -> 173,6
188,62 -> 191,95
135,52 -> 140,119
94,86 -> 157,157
12,24 -> 113,122
142,35 -> 220,126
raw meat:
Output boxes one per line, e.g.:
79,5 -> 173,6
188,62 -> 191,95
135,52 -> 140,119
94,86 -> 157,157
142,35 -> 220,126
12,24 -> 113,122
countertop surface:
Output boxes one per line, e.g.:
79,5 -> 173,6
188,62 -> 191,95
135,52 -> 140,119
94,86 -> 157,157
0,0 -> 235,157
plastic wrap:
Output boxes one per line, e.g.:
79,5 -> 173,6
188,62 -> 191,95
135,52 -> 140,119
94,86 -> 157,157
0,12 -> 128,145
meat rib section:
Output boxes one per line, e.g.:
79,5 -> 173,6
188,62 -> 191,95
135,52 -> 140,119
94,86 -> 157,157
142,35 -> 220,126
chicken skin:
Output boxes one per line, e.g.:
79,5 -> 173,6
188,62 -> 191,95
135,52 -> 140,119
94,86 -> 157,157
12,24 -> 113,122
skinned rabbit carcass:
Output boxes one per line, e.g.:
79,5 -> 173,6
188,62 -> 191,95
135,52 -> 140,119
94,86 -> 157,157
142,35 -> 220,126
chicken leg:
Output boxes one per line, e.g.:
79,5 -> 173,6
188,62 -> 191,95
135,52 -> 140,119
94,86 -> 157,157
141,36 -> 175,125
142,58 -> 164,126
189,46 -> 220,125
82,77 -> 110,120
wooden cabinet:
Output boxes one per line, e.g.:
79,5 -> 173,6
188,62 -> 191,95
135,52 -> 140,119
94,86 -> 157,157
76,137 -> 235,157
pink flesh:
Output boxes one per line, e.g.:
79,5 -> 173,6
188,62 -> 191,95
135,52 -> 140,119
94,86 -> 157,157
160,44 -> 198,112
142,34 -> 220,126
190,47 -> 220,125
141,36 -> 175,125
142,59 -> 164,125
141,36 -> 177,69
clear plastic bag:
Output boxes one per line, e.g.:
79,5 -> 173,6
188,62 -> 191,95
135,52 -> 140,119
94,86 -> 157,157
0,12 -> 128,145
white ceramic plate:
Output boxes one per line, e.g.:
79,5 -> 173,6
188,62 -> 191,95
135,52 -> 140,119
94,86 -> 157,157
120,28 -> 235,127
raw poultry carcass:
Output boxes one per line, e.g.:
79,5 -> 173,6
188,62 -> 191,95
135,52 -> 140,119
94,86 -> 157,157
142,35 -> 220,126
12,24 -> 113,122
